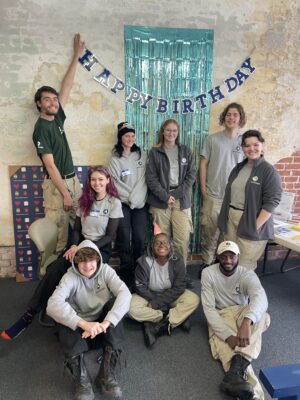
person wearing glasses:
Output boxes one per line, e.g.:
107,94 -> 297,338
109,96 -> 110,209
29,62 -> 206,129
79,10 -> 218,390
146,119 -> 195,272
128,232 -> 200,348
1,166 -> 123,341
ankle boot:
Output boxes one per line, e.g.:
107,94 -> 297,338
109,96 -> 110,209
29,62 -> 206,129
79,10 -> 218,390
65,353 -> 94,400
220,354 -> 254,400
143,317 -> 170,348
95,346 -> 122,398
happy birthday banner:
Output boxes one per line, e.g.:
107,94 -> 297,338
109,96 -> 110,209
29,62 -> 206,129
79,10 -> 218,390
78,48 -> 255,114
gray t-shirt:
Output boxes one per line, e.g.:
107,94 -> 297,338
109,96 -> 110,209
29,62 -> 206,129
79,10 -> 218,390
164,145 -> 179,186
201,131 -> 244,198
147,257 -> 171,292
230,164 -> 252,210
76,196 -> 123,241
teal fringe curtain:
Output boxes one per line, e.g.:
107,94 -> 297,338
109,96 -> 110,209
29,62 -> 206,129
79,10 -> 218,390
124,25 -> 214,253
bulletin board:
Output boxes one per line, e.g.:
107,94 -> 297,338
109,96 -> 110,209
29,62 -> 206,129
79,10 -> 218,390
10,166 -> 88,282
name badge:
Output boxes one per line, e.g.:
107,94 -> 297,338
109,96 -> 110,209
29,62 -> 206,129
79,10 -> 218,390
89,209 -> 100,217
121,169 -> 131,177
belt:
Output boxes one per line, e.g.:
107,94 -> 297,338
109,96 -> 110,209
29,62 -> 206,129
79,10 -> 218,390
169,186 -> 178,190
230,205 -> 244,211
45,171 -> 76,179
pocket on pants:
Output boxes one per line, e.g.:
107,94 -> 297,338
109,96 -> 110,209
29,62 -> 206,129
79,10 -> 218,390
42,179 -> 64,210
183,207 -> 194,234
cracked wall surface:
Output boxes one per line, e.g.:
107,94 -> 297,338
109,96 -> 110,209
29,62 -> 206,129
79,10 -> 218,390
1,0 -> 299,245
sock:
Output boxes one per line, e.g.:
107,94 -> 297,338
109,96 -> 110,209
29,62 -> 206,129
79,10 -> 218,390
1,309 -> 35,340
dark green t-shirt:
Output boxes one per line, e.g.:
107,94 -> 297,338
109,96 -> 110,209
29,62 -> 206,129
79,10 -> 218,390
32,105 -> 74,176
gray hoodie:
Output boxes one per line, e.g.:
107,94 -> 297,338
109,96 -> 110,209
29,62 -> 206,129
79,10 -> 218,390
47,240 -> 132,330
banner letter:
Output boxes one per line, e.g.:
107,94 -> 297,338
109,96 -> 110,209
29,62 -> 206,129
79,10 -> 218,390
111,78 -> 125,94
140,93 -> 153,109
78,49 -> 99,72
195,94 -> 207,109
182,99 -> 194,114
156,99 -> 168,114
241,57 -> 256,74
208,86 -> 225,104
126,88 -> 140,103
172,99 -> 180,114
225,77 -> 238,93
94,69 -> 111,88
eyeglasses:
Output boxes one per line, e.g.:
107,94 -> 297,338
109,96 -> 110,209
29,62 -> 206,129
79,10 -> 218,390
153,240 -> 170,247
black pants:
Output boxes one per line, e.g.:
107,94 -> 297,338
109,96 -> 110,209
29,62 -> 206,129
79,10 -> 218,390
27,242 -> 112,313
58,299 -> 125,356
116,204 -> 148,273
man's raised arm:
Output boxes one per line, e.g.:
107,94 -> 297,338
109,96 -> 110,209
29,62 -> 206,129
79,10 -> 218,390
59,33 -> 85,108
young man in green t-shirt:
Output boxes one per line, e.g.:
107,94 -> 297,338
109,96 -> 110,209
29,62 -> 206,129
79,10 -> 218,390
32,33 -> 85,253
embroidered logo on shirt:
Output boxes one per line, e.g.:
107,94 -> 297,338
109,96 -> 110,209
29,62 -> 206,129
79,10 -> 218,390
251,176 -> 260,185
37,141 -> 44,149
181,157 -> 187,165
103,209 -> 108,215
58,126 -> 65,135
235,286 -> 241,294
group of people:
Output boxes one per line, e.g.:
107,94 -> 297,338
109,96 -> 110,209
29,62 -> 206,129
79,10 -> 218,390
1,33 -> 283,400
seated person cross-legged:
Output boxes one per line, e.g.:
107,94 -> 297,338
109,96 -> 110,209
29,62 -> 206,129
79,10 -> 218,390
128,232 -> 200,348
47,240 -> 132,400
1,166 -> 123,341
201,240 -> 270,400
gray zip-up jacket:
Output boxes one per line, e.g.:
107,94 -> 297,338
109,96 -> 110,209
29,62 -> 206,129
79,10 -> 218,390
47,240 -> 132,330
135,253 -> 186,310
218,157 -> 282,241
146,144 -> 195,210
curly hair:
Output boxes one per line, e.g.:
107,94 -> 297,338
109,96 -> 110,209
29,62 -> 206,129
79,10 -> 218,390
74,247 -> 100,264
219,102 -> 246,128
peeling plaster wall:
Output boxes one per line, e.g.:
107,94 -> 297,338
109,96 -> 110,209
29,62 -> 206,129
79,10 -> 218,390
1,0 -> 299,245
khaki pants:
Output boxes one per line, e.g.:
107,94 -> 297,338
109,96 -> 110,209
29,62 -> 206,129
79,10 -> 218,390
42,175 -> 82,253
225,208 -> 267,270
200,194 -> 223,265
208,305 -> 270,400
128,290 -> 200,328
150,200 -> 193,264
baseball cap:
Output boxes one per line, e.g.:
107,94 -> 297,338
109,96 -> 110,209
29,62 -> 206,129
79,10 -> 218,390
217,241 -> 240,255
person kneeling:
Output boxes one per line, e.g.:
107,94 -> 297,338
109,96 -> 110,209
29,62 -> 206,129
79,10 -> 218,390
47,240 -> 131,400
128,232 -> 200,348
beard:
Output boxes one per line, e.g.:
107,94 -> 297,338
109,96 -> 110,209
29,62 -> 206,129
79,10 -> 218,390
44,108 -> 58,116
219,260 -> 239,275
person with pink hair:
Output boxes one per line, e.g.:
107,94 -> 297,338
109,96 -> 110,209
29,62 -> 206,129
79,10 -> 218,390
1,166 -> 123,341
